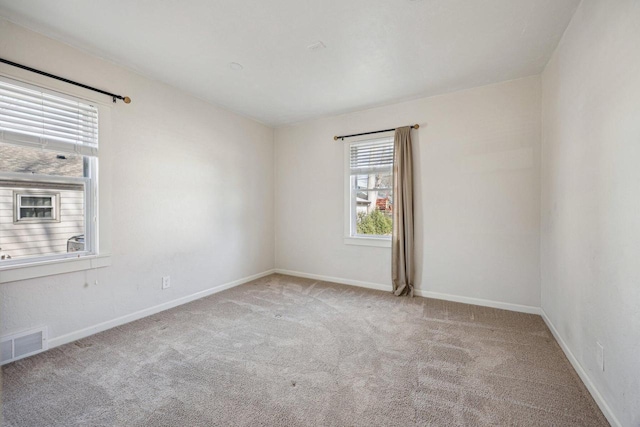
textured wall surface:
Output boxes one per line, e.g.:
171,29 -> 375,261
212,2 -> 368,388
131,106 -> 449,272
541,1 -> 640,425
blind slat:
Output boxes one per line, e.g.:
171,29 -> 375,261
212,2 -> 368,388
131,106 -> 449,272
0,99 -> 98,125
0,87 -> 98,114
0,130 -> 97,156
0,93 -> 98,118
0,94 -> 98,121
0,111 -> 98,137
0,119 -> 97,144
351,153 -> 394,160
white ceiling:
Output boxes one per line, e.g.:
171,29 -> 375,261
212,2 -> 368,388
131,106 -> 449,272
0,0 -> 579,126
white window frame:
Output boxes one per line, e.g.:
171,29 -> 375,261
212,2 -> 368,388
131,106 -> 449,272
344,136 -> 393,248
0,76 -> 100,269
14,191 -> 60,223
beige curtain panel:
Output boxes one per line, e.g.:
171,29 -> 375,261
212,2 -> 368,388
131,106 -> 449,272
392,126 -> 415,297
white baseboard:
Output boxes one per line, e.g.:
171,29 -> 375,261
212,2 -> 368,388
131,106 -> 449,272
48,269 -> 275,349
274,269 -> 393,292
414,289 -> 541,315
541,309 -> 621,427
275,269 -> 540,315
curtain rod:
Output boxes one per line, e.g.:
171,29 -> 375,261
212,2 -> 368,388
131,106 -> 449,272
334,124 -> 419,141
0,57 -> 131,104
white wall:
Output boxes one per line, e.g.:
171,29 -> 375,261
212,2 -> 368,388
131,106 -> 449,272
275,76 -> 541,308
0,20 -> 275,342
541,1 -> 640,425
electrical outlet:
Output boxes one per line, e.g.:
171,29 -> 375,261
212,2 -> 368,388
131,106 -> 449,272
162,276 -> 171,289
596,341 -> 604,371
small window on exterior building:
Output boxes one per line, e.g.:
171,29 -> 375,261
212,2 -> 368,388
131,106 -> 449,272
15,193 -> 60,222
344,137 -> 394,246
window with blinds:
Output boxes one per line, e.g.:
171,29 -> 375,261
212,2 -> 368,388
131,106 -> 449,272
0,78 -> 98,155
0,77 -> 98,266
346,137 -> 394,240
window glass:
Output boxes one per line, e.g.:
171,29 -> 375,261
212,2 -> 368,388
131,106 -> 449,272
0,142 -> 85,178
348,138 -> 394,238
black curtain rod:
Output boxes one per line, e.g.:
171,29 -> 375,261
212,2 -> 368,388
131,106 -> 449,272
0,57 -> 131,104
334,124 -> 419,141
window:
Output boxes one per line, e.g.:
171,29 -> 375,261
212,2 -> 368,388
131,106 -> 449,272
0,77 -> 98,265
14,192 -> 60,223
345,137 -> 394,246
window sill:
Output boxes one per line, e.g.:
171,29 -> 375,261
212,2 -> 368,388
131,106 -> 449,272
344,237 -> 391,248
0,253 -> 111,284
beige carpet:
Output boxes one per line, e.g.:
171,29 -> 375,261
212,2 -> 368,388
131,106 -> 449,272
2,274 -> 608,426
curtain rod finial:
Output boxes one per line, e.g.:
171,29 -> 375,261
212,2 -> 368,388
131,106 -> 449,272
333,135 -> 338,141
123,96 -> 131,104
412,124 -> 419,129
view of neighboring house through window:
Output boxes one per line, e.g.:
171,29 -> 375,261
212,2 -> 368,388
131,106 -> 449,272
0,77 -> 98,264
347,137 -> 394,239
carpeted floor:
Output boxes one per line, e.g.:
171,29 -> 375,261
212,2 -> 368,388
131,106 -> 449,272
2,274 -> 608,426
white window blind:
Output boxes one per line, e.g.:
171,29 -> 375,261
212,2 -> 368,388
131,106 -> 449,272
349,137 -> 394,175
0,77 -> 98,156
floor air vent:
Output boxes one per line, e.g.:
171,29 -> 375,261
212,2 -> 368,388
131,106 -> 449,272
1,327 -> 48,365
